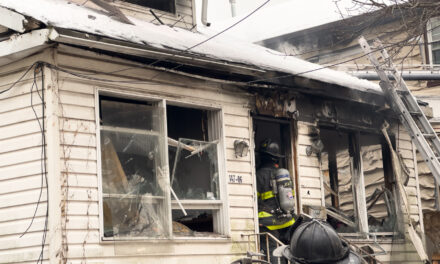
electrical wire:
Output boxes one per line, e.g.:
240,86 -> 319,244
16,63 -> 48,264
0,63 -> 39,94
146,0 -> 271,81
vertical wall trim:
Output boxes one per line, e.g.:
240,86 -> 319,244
249,112 -> 259,250
45,48 -> 63,264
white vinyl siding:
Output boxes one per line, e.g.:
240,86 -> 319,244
0,56 -> 49,263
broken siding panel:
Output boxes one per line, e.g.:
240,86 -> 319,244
57,49 -> 255,262
297,121 -> 323,206
0,62 -> 48,262
396,129 -> 422,224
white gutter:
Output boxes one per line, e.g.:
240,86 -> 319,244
201,0 -> 210,26
0,6 -> 27,33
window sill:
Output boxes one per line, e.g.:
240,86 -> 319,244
341,232 -> 401,243
101,235 -> 231,243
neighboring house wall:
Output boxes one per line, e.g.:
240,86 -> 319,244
70,0 -> 196,30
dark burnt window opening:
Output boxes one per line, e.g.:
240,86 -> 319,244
122,0 -> 176,14
320,127 -> 397,234
360,134 -> 396,233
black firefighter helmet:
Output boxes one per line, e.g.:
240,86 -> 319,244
260,138 -> 284,158
274,219 -> 362,264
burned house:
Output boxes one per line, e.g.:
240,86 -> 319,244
260,6 -> 440,260
0,0 -> 431,263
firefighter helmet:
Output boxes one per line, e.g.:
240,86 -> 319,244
260,138 -> 284,158
273,219 -> 362,264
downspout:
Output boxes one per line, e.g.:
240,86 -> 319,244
201,0 -> 210,26
230,0 -> 237,17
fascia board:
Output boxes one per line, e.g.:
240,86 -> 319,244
0,28 -> 52,66
0,6 -> 26,33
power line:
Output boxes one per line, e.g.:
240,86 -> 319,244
14,63 -> 48,264
0,63 -> 38,94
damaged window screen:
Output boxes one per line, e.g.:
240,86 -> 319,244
320,129 -> 358,233
360,134 -> 396,232
100,96 -> 170,238
171,139 -> 219,200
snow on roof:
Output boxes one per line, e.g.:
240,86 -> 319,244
0,0 -> 381,94
200,0 -> 363,43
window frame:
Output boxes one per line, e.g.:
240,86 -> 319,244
116,0 -> 177,15
319,128 -> 400,238
95,89 -> 230,241
427,17 -> 440,67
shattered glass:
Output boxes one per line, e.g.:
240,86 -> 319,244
100,97 -> 170,239
170,138 -> 220,200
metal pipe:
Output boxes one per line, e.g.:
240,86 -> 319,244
349,71 -> 440,80
230,0 -> 237,17
201,0 -> 210,26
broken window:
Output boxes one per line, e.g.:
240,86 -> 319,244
360,134 -> 396,232
167,105 -> 223,235
100,96 -> 170,238
122,0 -> 176,14
320,129 -> 358,233
99,96 -> 225,239
319,127 -> 397,235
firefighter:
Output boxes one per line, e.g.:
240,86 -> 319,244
257,139 -> 295,263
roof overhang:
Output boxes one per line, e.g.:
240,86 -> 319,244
0,0 -> 386,108
47,28 -> 386,107
0,28 -> 52,66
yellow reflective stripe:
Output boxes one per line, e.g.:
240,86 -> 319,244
257,192 -> 261,198
258,211 -> 273,218
260,191 -> 275,200
266,218 -> 295,230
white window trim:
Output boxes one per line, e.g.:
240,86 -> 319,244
427,17 -> 440,68
95,88 -> 230,241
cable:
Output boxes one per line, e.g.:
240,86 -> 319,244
16,63 -> 48,264
0,63 -> 38,94
147,0 -> 271,81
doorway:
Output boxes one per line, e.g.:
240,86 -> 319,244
253,116 -> 297,210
